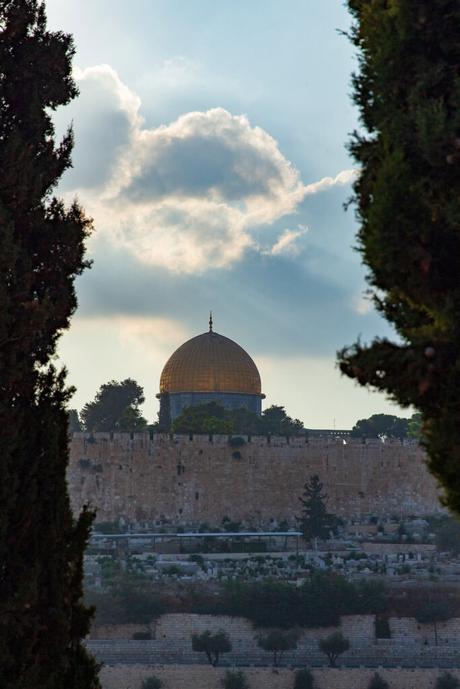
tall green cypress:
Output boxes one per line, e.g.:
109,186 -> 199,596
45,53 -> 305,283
338,2 -> 460,513
0,1 -> 100,686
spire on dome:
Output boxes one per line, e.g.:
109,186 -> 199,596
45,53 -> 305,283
209,311 -> 213,332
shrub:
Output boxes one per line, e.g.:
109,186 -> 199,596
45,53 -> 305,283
374,615 -> 391,639
367,672 -> 389,689
293,668 -> 314,689
228,436 -> 246,447
132,631 -> 152,640
435,673 -> 460,689
222,670 -> 250,689
142,676 -> 163,689
86,574 -> 165,625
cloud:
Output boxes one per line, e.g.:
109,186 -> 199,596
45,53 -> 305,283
61,65 -> 357,273
303,168 -> 359,195
269,225 -> 308,257
352,293 -> 374,316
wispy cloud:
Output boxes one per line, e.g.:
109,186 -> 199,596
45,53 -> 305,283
268,225 -> 308,257
304,169 -> 358,195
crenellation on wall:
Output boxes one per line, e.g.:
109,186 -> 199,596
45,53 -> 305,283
68,433 -> 442,526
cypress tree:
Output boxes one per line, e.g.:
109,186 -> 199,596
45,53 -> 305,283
297,475 -> 338,543
338,2 -> 460,512
0,1 -> 99,686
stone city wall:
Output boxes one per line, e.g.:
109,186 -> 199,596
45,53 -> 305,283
88,613 -> 460,666
91,613 -> 460,648
100,665 -> 460,689
68,433 -> 443,526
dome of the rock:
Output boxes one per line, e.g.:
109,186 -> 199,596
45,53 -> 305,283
157,318 -> 264,422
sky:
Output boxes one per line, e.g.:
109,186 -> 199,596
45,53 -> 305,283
47,0 -> 405,428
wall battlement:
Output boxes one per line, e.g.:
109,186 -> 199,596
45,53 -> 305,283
68,433 -> 442,526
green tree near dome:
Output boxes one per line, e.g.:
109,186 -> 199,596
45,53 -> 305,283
171,402 -> 304,436
81,379 -> 147,432
0,1 -> 99,686
171,402 -> 233,434
338,1 -> 460,513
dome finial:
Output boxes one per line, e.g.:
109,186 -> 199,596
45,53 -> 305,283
209,310 -> 213,332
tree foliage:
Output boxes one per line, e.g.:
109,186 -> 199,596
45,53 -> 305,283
297,475 -> 340,542
0,1 -> 99,686
220,575 -> 387,629
81,378 -> 147,432
86,572 -> 165,625
318,632 -> 350,667
68,408 -> 82,432
415,600 -> 452,646
434,516 -> 460,555
293,669 -> 315,689
367,673 -> 389,689
191,630 -> 232,666
407,412 -> 422,439
222,670 -> 250,689
171,402 -> 304,436
435,673 -> 460,689
141,677 -> 163,689
256,629 -> 299,666
337,2 -> 460,512
351,414 -> 409,439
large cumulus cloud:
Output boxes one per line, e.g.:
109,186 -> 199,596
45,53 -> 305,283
59,65 -> 356,273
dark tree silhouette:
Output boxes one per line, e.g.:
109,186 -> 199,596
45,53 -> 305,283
293,669 -> 314,689
222,670 -> 250,689
435,673 -> 460,689
81,378 -> 147,431
338,2 -> 460,512
0,1 -> 99,686
367,673 -> 389,689
68,408 -> 82,432
416,600 -> 451,646
191,630 -> 232,666
256,629 -> 299,666
351,414 -> 410,439
319,632 -> 350,667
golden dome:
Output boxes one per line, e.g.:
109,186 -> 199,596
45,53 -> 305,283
160,330 -> 261,395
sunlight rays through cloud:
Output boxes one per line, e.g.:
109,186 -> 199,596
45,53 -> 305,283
61,65 -> 357,273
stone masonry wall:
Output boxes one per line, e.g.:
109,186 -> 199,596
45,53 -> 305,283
68,433 -> 442,526
100,666 -> 460,689
91,613 -> 460,648
88,613 -> 460,666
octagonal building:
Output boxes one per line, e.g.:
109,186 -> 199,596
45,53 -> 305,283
157,317 -> 264,422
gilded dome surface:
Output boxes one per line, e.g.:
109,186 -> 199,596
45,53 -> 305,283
160,330 -> 261,395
